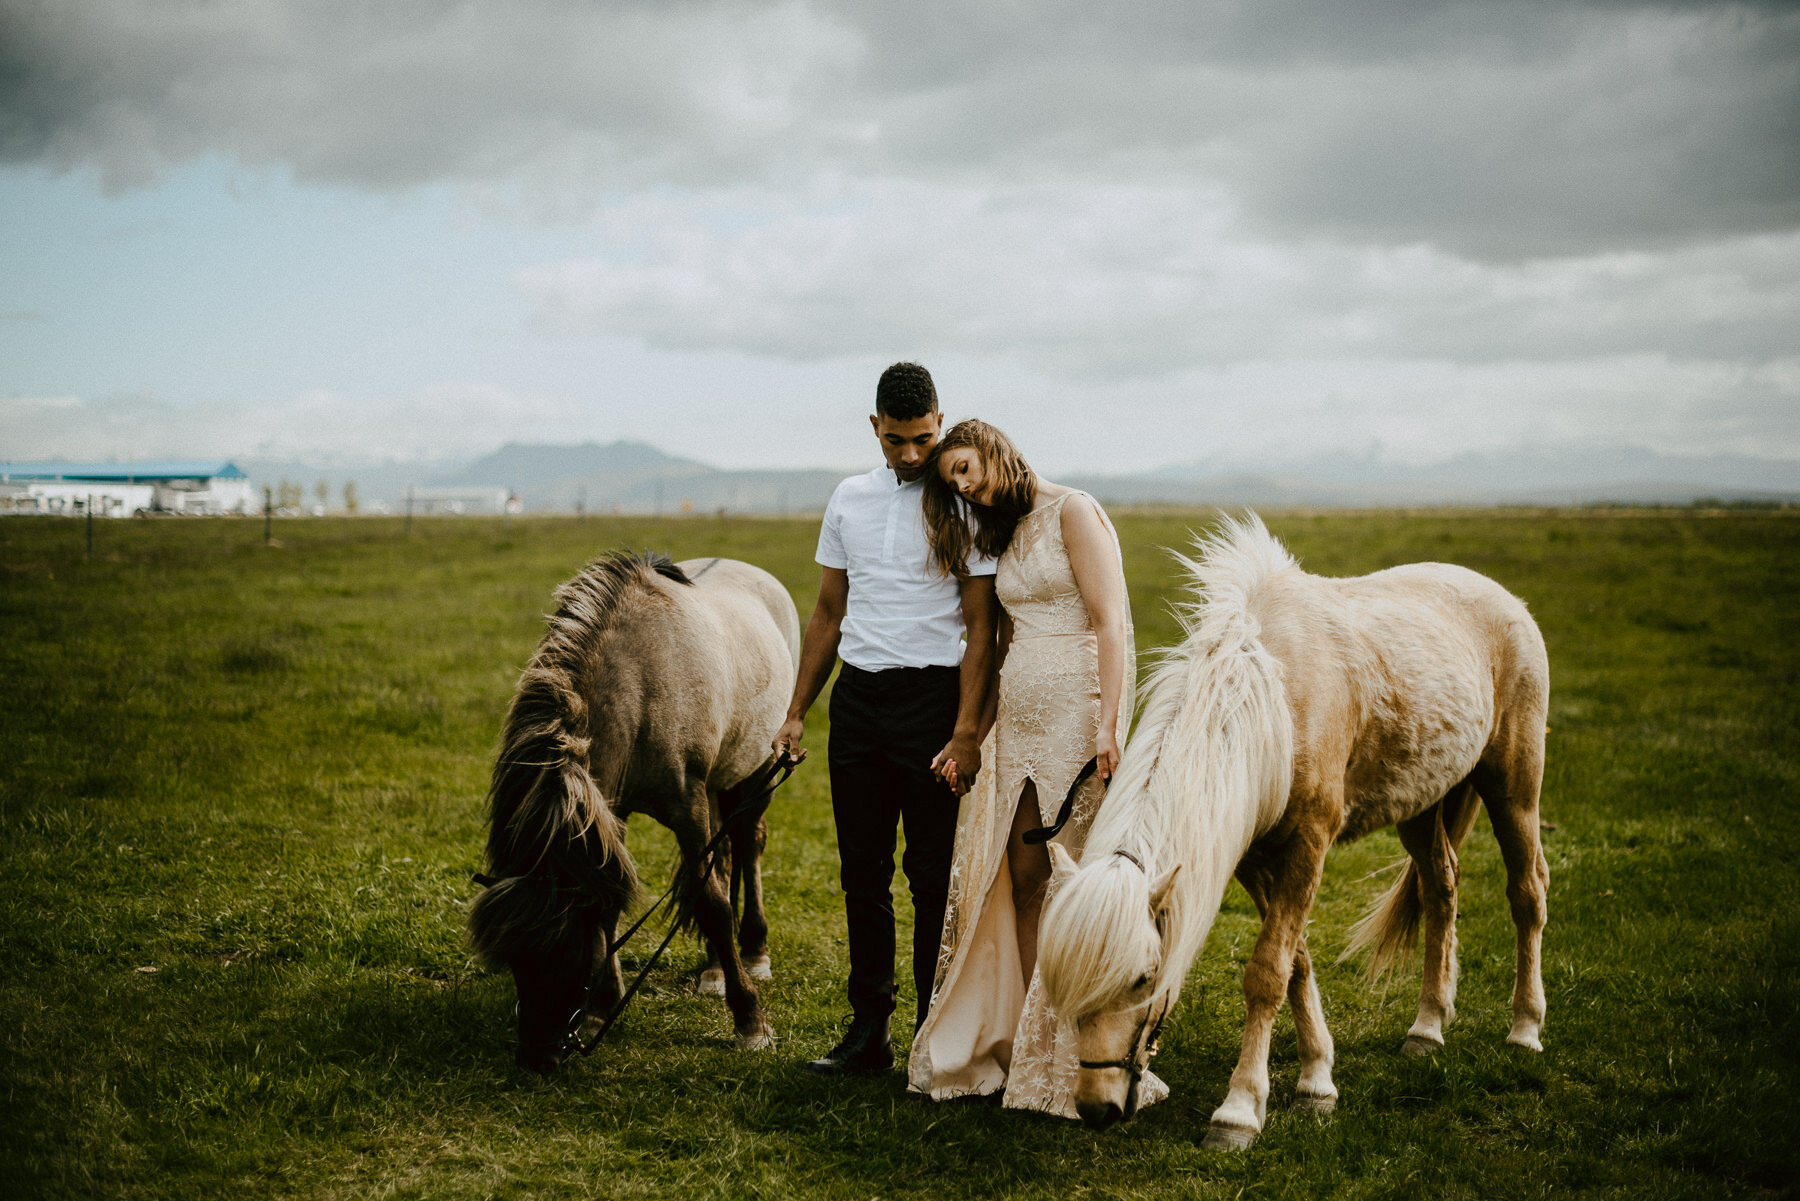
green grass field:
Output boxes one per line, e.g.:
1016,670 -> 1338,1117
3,510 -> 1797,1199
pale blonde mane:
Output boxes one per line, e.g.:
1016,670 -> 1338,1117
1040,514 -> 1297,1021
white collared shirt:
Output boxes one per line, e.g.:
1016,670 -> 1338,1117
816,465 -> 998,671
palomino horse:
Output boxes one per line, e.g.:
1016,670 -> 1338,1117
1038,516 -> 1549,1148
468,552 -> 800,1073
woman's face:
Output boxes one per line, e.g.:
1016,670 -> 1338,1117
938,446 -> 998,506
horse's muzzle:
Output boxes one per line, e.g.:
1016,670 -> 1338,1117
1078,1098 -> 1125,1130
515,1043 -> 564,1076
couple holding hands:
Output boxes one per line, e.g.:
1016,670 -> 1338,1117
772,361 -> 1163,1119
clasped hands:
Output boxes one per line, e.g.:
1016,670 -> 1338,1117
933,728 -> 1121,797
782,725 -> 1120,798
930,735 -> 982,796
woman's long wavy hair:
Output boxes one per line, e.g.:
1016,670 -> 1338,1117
921,419 -> 1037,579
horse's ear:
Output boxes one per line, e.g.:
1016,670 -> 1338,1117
1149,863 -> 1181,915
1048,842 -> 1079,880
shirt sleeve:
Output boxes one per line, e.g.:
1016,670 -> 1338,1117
961,499 -> 999,577
815,485 -> 848,569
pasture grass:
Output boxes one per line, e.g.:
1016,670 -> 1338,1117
2,509 -> 1797,1199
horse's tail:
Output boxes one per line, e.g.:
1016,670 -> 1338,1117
468,654 -> 639,969
1340,784 -> 1482,979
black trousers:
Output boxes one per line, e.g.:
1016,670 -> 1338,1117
827,662 -> 962,1027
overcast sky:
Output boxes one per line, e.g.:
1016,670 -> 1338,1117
3,0 -> 1797,476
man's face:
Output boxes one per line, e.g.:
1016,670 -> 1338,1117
870,412 -> 943,482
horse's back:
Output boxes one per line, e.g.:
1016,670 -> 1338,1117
1351,562 -> 1547,716
674,558 -> 801,789
1256,560 -> 1546,841
680,558 -> 802,663
571,558 -> 795,803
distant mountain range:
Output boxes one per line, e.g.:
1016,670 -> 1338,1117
441,441 -> 847,513
239,440 -> 1800,513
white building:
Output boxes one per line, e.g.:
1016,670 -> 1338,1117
404,486 -> 513,516
0,462 -> 259,516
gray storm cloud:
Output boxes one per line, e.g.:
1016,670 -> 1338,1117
513,181 -> 1800,369
3,0 -> 1795,255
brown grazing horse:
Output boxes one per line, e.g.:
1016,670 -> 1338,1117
1038,516 -> 1549,1148
468,552 -> 799,1073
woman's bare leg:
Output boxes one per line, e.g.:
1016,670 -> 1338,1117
1007,780 -> 1051,985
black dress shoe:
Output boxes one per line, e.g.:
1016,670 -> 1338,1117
802,1015 -> 893,1076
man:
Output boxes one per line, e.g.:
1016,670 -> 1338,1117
773,362 -> 998,1076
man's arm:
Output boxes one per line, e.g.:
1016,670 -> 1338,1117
772,567 -> 849,757
929,573 -> 998,794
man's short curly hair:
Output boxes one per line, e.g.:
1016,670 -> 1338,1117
875,362 -> 938,420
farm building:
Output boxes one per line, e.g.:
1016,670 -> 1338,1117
0,462 -> 258,517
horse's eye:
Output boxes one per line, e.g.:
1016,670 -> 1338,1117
1133,973 -> 1151,991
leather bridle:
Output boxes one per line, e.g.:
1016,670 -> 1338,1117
1078,996 -> 1169,1113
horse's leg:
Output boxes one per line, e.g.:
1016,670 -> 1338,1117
697,840 -> 731,997
1287,941 -> 1337,1112
699,789 -> 772,992
1206,830 -> 1330,1151
682,786 -> 773,1049
1237,857 -> 1337,1114
732,803 -> 772,983
698,785 -> 735,998
1474,742 -> 1549,1052
1395,784 -> 1474,1056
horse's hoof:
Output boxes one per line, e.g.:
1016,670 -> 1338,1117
735,1023 -> 775,1051
1201,1122 -> 1258,1152
1401,1034 -> 1444,1057
1506,1032 -> 1544,1053
1293,1091 -> 1337,1114
698,968 -> 726,997
745,956 -> 772,981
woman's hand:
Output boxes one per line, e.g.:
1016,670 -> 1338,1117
1095,727 -> 1120,781
931,734 -> 981,795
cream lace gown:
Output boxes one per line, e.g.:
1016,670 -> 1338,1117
907,491 -> 1167,1116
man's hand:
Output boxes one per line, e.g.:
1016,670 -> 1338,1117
930,734 -> 982,796
773,717 -> 806,759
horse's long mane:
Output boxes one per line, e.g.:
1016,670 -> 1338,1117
468,550 -> 691,968
1040,515 -> 1296,1020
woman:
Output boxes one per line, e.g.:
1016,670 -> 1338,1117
906,419 -> 1165,1117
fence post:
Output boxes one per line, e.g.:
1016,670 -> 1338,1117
263,486 -> 274,546
86,494 -> 94,559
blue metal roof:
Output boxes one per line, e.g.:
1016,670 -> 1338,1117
0,461 -> 248,482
